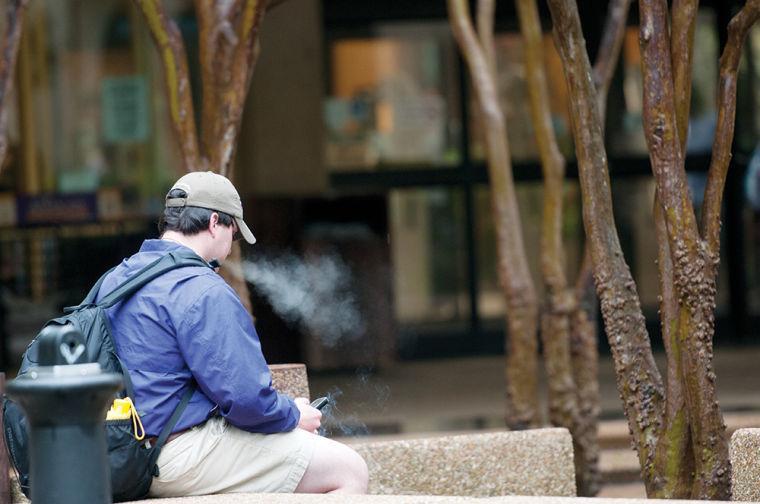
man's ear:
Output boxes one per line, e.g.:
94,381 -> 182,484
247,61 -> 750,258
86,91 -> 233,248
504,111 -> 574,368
208,212 -> 220,236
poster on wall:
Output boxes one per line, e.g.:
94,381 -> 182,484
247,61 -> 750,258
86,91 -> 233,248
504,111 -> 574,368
101,75 -> 149,144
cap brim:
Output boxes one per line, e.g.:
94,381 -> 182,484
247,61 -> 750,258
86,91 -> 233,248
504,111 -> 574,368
236,217 -> 256,244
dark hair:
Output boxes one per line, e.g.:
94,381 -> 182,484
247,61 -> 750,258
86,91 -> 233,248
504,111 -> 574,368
158,188 -> 235,236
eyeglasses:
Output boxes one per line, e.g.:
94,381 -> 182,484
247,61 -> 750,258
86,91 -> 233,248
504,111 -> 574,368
232,222 -> 242,242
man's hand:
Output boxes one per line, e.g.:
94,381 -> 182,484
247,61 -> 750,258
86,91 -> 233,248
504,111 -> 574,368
294,397 -> 322,434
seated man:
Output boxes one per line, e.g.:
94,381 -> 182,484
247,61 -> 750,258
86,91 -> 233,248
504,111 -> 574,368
97,171 -> 368,496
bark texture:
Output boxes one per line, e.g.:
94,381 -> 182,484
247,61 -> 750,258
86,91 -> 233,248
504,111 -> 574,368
546,0 -> 666,495
195,0 -> 266,178
649,0 -> 698,498
652,191 -> 693,498
0,0 -> 28,171
637,0 -> 734,497
448,0 -> 540,428
135,0 -> 273,311
568,0 -> 631,494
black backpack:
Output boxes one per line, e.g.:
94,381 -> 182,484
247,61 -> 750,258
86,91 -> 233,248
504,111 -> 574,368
3,250 -> 213,502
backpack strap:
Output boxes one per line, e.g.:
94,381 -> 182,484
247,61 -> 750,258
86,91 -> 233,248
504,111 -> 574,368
98,250 -> 212,309
112,351 -> 137,401
92,250 -> 207,466
80,266 -> 117,305
148,385 -> 195,471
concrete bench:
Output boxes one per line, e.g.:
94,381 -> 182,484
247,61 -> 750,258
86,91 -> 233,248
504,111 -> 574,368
272,365 -> 576,497
349,428 -> 575,497
730,428 -> 760,501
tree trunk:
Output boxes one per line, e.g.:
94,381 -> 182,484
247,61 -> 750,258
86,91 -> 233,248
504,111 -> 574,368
135,0 -> 277,313
134,0 -> 203,171
195,0 -> 268,178
517,0 -> 630,494
546,0 -> 666,494
637,1 -> 733,497
648,1 -> 698,497
548,0 -> 757,498
448,0 -> 540,428
0,0 -> 28,171
515,0 -> 586,488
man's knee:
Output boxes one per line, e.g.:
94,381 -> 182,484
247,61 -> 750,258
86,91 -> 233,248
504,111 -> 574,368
344,448 -> 369,493
296,435 -> 369,494
329,441 -> 368,492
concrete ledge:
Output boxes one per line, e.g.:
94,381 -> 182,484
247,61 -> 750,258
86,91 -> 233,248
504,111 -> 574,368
129,493 -> 733,504
349,428 -> 575,497
269,364 -> 310,399
730,428 -> 760,501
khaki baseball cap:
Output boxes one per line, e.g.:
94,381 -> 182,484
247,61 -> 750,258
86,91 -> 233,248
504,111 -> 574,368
165,171 -> 256,244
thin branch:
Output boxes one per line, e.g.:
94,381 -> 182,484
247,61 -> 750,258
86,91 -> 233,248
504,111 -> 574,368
194,0 -> 219,160
517,0 -> 566,294
449,0 -> 540,428
638,0 -> 698,243
517,0 -> 585,488
516,0 -> 570,425
476,0 -> 496,75
266,0 -> 288,12
702,0 -> 760,256
670,0 -> 699,153
564,1 -> 630,496
576,0 -> 630,296
134,0 -> 202,171
568,304 -> 601,494
591,0 -> 632,121
0,0 -> 28,171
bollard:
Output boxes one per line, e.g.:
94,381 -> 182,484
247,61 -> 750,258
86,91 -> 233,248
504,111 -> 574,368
7,324 -> 122,504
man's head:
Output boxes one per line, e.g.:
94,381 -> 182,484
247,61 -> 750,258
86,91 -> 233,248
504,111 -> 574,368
159,172 -> 255,262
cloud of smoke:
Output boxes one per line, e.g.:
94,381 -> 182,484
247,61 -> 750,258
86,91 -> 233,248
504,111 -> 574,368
319,386 -> 371,437
315,367 -> 394,438
242,253 -> 365,347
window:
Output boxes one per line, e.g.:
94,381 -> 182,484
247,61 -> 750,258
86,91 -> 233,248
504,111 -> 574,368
389,188 -> 469,329
325,23 -> 461,170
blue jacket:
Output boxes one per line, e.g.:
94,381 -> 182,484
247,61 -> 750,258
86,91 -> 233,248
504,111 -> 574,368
97,239 -> 300,437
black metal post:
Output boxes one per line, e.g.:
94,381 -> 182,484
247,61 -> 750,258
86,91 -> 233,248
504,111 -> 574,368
7,325 -> 122,504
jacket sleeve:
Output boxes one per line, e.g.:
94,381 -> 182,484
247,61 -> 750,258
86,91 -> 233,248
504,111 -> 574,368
175,280 -> 300,433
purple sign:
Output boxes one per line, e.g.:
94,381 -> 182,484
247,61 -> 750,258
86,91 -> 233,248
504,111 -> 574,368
17,193 -> 98,226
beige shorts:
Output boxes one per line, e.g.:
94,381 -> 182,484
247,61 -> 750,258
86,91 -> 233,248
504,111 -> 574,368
149,416 -> 316,497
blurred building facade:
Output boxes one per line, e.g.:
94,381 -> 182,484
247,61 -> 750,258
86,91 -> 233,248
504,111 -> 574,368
0,0 -> 758,370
